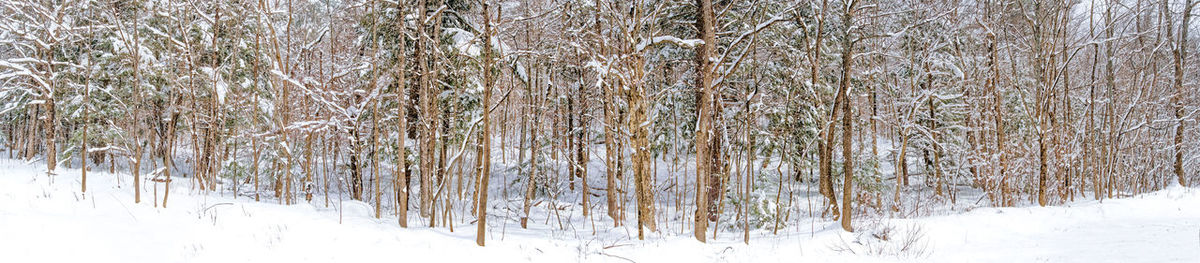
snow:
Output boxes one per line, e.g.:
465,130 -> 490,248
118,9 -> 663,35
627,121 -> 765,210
215,80 -> 228,104
500,1 -> 521,10
635,36 -> 704,52
0,156 -> 1198,262
200,67 -> 228,104
445,28 -> 482,57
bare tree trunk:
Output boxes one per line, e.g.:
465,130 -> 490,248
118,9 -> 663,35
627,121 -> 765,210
693,0 -> 717,242
743,98 -> 754,244
895,131 -> 909,209
163,107 -> 179,208
372,105 -> 382,217
25,107 -> 37,162
130,10 -> 143,203
837,0 -> 857,232
395,0 -> 410,228
1083,0 -> 1099,201
252,93 -> 261,202
305,132 -> 314,202
1172,0 -> 1192,187
576,81 -> 589,218
628,68 -> 656,239
43,86 -> 56,175
522,66 -> 541,229
603,82 -> 620,226
81,67 -> 90,194
366,0 -> 384,218
990,1 -> 1009,205
813,0 -> 841,219
475,3 -> 496,246
417,0 -> 435,218
430,0 -> 447,229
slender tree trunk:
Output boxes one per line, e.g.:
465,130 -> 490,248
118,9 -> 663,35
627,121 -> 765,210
522,67 -> 540,229
894,131 -> 909,210
43,89 -> 56,175
1172,0 -> 1192,187
395,0 -> 410,228
603,81 -> 620,226
743,101 -> 754,244
163,108 -> 178,208
628,69 -> 655,239
475,3 -> 496,246
837,0 -> 857,232
130,11 -> 143,203
372,104 -> 382,217
813,0 -> 841,219
366,0 -> 384,216
417,0 -> 434,218
252,93 -> 261,202
81,77 -> 89,194
693,0 -> 717,242
577,80 -> 589,218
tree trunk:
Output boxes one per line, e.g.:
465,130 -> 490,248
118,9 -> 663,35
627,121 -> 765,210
417,0 -> 435,218
1172,0 -> 1192,187
693,0 -> 717,242
395,0 -> 410,228
814,0 -> 841,219
43,90 -> 56,174
522,67 -> 540,229
628,73 -> 656,239
475,3 -> 495,246
576,82 -> 589,218
81,82 -> 89,194
837,0 -> 857,232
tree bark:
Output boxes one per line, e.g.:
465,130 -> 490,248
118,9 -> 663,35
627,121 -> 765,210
1172,0 -> 1192,187
693,0 -> 717,242
837,0 -> 857,232
395,0 -> 410,228
475,3 -> 495,246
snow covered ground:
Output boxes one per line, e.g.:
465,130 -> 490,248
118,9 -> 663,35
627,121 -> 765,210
1,157 -> 1198,263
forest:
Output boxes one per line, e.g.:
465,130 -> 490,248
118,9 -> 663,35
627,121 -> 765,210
0,0 -> 1197,253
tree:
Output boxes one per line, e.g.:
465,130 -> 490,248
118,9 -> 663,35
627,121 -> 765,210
693,0 -> 717,242
1171,0 -> 1193,187
475,0 -> 497,246
835,0 -> 858,232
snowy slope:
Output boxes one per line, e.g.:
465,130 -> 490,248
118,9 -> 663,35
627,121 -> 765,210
1,157 -> 1198,263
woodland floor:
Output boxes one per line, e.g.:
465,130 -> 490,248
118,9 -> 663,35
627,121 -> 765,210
1,155 -> 1198,263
